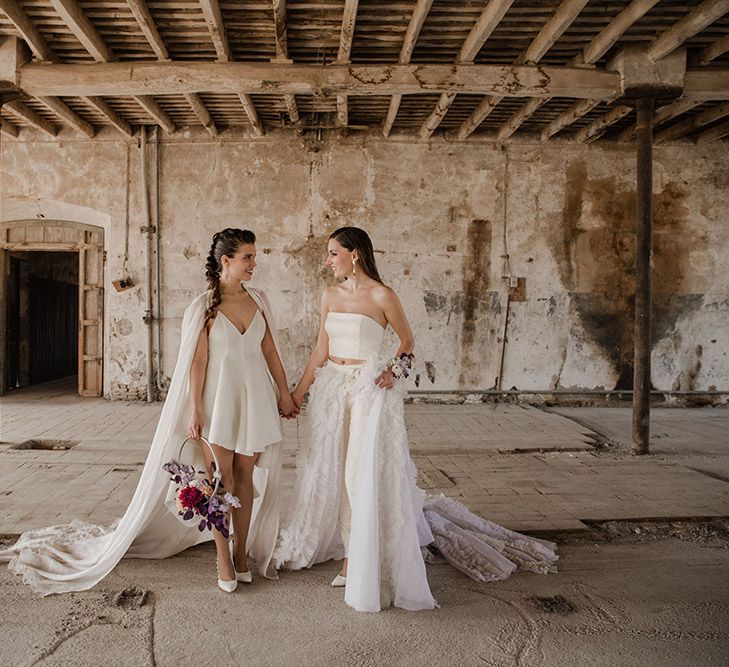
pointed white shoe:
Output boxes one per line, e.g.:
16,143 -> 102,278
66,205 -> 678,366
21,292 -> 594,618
330,574 -> 347,588
236,569 -> 253,584
217,577 -> 238,593
229,538 -> 252,583
217,551 -> 238,593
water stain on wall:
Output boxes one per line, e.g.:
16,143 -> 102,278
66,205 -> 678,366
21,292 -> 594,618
554,159 -> 710,389
459,219 -> 492,386
283,230 -> 331,280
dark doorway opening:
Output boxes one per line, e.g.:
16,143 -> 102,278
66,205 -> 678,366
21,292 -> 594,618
4,251 -> 79,391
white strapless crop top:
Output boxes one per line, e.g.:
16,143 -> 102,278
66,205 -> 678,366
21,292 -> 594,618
325,312 -> 385,360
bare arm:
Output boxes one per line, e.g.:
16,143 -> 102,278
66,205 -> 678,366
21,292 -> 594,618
261,313 -> 291,396
188,322 -> 209,438
375,287 -> 415,390
292,291 -> 331,406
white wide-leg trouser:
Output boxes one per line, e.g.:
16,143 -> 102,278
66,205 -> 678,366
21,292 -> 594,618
327,359 -> 367,557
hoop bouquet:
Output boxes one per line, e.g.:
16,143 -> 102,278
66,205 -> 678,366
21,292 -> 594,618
163,436 -> 240,538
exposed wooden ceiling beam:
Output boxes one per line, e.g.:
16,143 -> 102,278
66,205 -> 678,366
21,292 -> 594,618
126,0 -> 169,61
455,95 -> 502,140
383,0 -> 434,137
81,96 -> 134,137
420,0 -> 515,139
283,94 -> 299,124
696,119 -> 729,143
578,0 -> 660,65
37,95 -> 94,137
238,93 -> 264,136
0,0 -> 55,61
272,0 -> 289,61
200,0 -> 232,62
270,2 -> 299,125
521,0 -> 589,65
648,0 -> 729,62
19,62 -> 623,99
532,0 -> 662,140
617,97 -> 701,142
334,1 -> 360,128
50,0 -> 176,134
337,0 -> 359,64
135,95 -> 175,133
574,105 -> 632,143
484,0 -> 588,141
399,0 -> 433,65
492,97 -> 544,141
541,0 -> 729,142
655,100 -> 729,143
620,7 -> 728,143
458,0 -> 516,62
184,93 -> 217,136
200,1 -> 264,131
4,99 -> 57,136
699,32 -> 729,65
0,5 -> 135,141
49,0 -> 115,62
683,69 -> 729,99
541,99 -> 601,140
1,118 -> 20,137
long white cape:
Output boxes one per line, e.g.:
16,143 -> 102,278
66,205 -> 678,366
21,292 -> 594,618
0,288 -> 284,595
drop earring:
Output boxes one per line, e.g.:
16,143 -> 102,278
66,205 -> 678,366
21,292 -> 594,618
352,258 -> 357,276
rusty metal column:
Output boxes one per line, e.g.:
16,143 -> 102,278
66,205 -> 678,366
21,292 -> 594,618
632,97 -> 654,455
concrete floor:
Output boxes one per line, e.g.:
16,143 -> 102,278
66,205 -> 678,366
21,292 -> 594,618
2,538 -> 728,666
1,381 -> 728,665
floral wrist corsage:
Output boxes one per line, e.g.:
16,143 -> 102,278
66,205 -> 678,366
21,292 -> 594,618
389,352 -> 414,379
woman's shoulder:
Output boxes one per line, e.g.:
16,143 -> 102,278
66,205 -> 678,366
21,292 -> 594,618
186,291 -> 211,311
321,285 -> 340,304
371,282 -> 398,304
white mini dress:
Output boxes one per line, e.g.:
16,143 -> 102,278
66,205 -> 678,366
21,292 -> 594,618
201,308 -> 282,456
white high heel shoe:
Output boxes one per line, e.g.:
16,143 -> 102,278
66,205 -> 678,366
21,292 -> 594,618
330,574 -> 347,588
229,539 -> 252,584
217,557 -> 238,593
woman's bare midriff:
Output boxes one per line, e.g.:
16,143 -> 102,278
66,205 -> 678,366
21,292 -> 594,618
328,355 -> 366,365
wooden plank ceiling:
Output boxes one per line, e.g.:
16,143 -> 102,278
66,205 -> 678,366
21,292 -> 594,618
1,0 -> 728,143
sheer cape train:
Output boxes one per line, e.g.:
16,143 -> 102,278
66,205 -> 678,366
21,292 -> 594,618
0,288 -> 283,595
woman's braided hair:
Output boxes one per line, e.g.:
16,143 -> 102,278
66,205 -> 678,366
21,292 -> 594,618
205,228 -> 256,321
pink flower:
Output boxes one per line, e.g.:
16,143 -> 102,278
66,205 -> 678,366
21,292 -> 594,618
198,482 -> 214,498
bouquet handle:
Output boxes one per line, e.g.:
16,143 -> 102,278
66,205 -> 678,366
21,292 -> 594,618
176,435 -> 222,498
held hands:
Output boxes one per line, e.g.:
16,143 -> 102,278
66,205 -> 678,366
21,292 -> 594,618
291,388 -> 306,411
374,368 -> 395,390
278,392 -> 299,419
188,409 -> 203,439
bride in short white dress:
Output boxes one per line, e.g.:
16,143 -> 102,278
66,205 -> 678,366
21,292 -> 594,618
1,228 -> 296,595
275,227 -> 558,613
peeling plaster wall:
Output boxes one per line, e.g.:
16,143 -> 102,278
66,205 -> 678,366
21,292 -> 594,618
1,129 -> 727,399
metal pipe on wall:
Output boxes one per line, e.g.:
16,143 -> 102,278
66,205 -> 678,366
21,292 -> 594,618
632,97 -> 654,454
154,127 -> 163,392
140,125 -> 155,403
409,389 -> 729,396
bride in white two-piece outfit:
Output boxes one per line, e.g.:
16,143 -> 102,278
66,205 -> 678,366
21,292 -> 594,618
0,228 -> 296,595
275,227 -> 559,612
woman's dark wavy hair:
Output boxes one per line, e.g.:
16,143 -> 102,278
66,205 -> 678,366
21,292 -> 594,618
329,226 -> 384,284
205,228 -> 255,321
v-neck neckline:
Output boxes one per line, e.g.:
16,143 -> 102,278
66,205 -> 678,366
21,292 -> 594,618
217,308 -> 260,336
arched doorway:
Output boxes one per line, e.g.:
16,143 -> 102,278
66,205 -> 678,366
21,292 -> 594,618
0,221 -> 104,397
